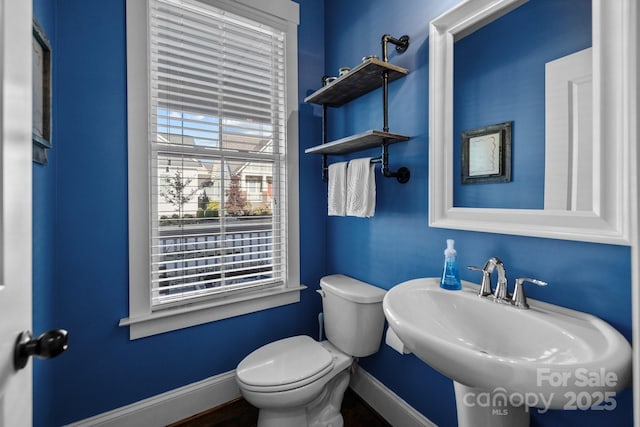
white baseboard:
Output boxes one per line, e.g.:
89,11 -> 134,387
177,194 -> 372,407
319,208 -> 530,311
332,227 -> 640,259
65,365 -> 434,427
350,365 -> 436,427
64,370 -> 241,427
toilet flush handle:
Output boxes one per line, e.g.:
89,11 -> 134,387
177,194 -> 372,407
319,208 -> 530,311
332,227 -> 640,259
316,289 -> 325,298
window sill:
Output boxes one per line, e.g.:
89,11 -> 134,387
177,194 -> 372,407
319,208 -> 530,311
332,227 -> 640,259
119,285 -> 307,340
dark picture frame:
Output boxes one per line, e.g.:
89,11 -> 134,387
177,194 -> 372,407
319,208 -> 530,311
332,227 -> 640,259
32,19 -> 52,165
461,121 -> 512,184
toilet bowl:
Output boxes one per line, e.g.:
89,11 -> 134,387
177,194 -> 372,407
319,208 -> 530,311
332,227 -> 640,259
237,336 -> 352,427
236,275 -> 387,427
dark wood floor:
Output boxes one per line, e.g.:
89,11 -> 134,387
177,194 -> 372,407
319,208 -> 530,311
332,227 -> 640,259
169,387 -> 392,427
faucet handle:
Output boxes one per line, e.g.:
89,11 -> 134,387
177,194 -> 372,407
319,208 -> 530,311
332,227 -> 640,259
511,278 -> 548,309
467,266 -> 492,297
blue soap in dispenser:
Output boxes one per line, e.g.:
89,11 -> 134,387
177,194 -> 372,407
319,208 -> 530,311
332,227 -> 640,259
440,239 -> 462,290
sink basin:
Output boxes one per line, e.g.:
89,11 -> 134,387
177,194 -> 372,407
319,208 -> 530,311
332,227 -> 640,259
383,278 -> 631,418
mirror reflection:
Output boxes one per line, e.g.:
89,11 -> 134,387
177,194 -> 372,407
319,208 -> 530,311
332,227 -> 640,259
452,0 -> 592,210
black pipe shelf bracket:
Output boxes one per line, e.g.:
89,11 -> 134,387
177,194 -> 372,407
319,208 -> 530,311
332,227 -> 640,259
304,34 -> 411,184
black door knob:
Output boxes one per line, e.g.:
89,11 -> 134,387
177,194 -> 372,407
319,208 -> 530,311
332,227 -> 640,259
14,329 -> 69,371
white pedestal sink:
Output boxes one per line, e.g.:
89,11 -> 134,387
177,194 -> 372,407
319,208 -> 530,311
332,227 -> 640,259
383,278 -> 632,427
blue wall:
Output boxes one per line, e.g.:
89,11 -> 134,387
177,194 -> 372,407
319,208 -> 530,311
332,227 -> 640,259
32,0 -> 326,425
33,0 -> 57,422
32,0 -> 633,426
453,0 -> 591,209
323,0 -> 632,426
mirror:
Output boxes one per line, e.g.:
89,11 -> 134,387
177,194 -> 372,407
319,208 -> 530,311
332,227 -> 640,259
428,0 -> 632,244
453,0 -> 590,210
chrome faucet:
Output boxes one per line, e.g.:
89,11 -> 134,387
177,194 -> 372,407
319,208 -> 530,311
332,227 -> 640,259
468,257 -> 509,302
468,258 -> 548,309
488,257 -> 509,303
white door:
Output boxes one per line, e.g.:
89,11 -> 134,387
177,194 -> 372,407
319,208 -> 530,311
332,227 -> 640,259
0,0 -> 34,425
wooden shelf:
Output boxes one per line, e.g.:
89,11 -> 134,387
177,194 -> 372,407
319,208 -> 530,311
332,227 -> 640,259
304,58 -> 409,107
304,130 -> 410,155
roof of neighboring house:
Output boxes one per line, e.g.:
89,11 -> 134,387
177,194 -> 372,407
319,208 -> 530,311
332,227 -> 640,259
157,130 -> 273,177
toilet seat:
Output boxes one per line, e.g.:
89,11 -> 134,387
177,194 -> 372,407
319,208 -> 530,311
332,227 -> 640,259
237,336 -> 334,393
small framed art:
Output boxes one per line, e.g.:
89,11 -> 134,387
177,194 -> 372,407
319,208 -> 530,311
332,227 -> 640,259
33,19 -> 52,165
461,121 -> 512,184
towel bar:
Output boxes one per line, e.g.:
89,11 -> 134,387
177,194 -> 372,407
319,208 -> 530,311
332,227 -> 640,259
322,142 -> 410,184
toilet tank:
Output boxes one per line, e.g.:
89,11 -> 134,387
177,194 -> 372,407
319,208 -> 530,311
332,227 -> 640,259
319,274 -> 387,357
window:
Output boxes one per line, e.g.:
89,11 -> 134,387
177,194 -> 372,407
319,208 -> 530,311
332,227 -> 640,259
245,175 -> 264,203
122,0 -> 301,339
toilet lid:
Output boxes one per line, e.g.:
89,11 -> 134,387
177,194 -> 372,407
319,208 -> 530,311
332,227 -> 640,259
237,336 -> 333,389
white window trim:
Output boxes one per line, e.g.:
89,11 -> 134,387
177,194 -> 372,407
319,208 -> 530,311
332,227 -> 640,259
121,0 -> 302,340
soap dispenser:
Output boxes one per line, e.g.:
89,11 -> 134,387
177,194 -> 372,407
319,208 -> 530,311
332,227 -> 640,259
440,239 -> 462,290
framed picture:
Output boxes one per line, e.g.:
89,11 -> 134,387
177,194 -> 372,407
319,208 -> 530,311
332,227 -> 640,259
32,19 -> 52,165
461,121 -> 512,184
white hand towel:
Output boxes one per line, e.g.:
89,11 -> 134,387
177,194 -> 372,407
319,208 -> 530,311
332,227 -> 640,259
327,161 -> 347,216
346,158 -> 376,217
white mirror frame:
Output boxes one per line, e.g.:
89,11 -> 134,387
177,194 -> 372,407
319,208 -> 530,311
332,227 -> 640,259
428,0 -> 634,245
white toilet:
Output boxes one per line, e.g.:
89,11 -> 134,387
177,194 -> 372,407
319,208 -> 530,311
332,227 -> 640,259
236,274 -> 387,427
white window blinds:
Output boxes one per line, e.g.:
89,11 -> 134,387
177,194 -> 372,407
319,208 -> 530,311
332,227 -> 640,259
148,0 -> 288,307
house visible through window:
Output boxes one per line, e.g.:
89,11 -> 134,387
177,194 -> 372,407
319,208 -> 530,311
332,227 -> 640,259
123,0 -> 300,339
